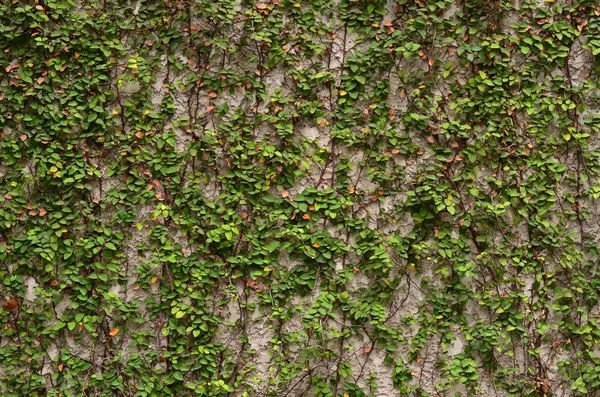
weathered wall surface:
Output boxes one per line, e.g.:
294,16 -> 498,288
1,0 -> 600,396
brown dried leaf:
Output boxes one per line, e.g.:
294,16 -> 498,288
3,299 -> 18,311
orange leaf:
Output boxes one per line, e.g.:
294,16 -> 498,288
151,276 -> 158,284
256,3 -> 267,9
109,328 -> 119,336
3,299 -> 18,311
190,24 -> 201,31
20,135 -> 27,141
58,364 -> 63,372
37,76 -> 45,84
281,190 -> 289,198
302,214 -> 311,220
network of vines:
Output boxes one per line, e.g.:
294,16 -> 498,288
1,0 -> 600,396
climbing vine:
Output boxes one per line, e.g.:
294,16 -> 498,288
1,0 -> 600,396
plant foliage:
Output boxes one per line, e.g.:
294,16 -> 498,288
1,0 -> 600,396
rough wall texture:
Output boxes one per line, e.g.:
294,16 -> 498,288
1,0 -> 600,396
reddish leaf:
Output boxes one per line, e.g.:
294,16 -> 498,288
3,299 -> 18,311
